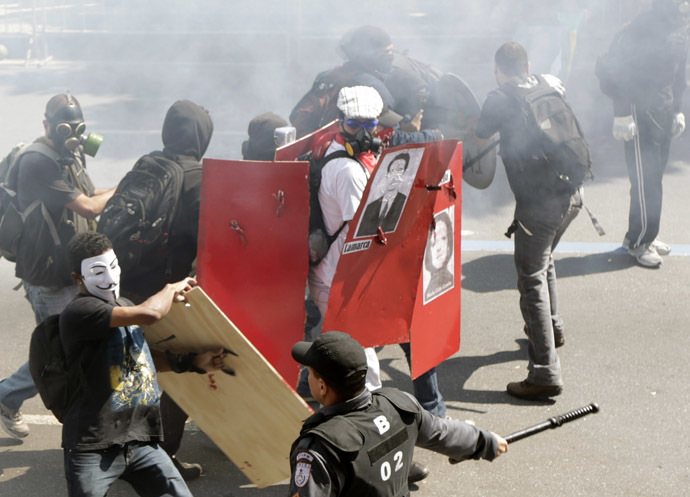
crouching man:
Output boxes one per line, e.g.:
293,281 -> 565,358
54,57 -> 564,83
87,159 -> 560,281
288,331 -> 508,496
60,231 -> 226,497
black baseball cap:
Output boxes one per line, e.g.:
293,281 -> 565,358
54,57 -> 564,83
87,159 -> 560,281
292,331 -> 368,387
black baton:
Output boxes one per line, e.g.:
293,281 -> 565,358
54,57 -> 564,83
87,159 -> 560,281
463,138 -> 500,171
504,402 -> 599,444
449,403 -> 599,464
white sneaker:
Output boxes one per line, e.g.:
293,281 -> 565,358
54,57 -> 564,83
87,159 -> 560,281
623,238 -> 671,256
0,401 -> 29,438
651,239 -> 671,256
628,243 -> 662,268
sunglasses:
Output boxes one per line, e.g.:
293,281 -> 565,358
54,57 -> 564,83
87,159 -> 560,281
341,118 -> 379,131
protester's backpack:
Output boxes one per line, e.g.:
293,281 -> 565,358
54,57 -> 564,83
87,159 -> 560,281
0,142 -> 62,262
290,66 -> 359,138
307,149 -> 365,266
29,315 -> 74,422
97,153 -> 189,279
502,75 -> 592,189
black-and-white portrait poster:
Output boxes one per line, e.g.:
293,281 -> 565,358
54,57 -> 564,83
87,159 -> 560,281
355,148 -> 424,238
422,205 -> 455,305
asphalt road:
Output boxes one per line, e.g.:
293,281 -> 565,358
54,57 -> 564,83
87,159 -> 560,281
1,58 -> 689,497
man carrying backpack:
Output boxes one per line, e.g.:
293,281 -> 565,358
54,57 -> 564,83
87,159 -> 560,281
98,99 -> 214,480
60,231 -> 225,497
0,93 -> 114,439
475,42 -> 584,400
596,0 -> 689,268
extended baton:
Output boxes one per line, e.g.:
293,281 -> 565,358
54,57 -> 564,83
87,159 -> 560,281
449,403 -> 599,464
504,402 -> 599,443
463,138 -> 500,171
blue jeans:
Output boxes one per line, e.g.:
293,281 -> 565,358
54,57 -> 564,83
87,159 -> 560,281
514,190 -> 582,386
64,442 -> 192,497
0,282 -> 77,410
400,342 -> 446,417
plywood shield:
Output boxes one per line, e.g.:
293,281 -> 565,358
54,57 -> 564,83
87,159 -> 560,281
145,287 -> 312,488
196,159 -> 310,383
324,140 -> 462,378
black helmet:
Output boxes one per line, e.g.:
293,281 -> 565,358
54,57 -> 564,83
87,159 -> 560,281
338,26 -> 394,74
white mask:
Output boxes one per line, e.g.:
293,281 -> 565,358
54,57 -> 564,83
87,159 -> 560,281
81,249 -> 121,302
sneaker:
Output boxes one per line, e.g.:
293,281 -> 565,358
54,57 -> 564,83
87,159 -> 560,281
407,460 -> 430,484
171,456 -> 203,481
623,238 -> 671,257
627,243 -> 662,268
0,401 -> 29,439
651,239 -> 671,256
507,380 -> 562,400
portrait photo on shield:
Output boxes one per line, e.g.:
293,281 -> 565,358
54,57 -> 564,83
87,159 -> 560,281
355,148 -> 424,238
422,205 -> 455,305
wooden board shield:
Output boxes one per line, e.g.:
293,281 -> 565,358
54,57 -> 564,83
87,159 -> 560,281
324,140 -> 462,378
145,287 -> 312,488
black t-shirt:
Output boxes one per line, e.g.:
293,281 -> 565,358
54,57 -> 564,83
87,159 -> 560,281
59,294 -> 162,450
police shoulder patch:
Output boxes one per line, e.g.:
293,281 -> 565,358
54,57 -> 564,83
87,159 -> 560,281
296,451 -> 314,462
294,461 -> 312,488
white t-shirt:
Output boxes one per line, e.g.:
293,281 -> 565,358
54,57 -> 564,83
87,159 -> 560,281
308,141 -> 369,293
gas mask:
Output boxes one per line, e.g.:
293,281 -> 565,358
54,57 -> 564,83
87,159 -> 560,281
52,120 -> 104,157
47,95 -> 103,157
81,249 -> 121,302
344,126 -> 382,156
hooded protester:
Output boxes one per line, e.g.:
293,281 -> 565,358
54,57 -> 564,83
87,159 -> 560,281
241,112 -> 289,161
116,99 -> 214,481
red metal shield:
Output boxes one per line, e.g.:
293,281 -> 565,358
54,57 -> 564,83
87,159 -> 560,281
324,141 -> 463,378
196,159 -> 310,384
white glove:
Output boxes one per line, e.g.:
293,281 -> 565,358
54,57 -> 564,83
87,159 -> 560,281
612,116 -> 637,141
671,112 -> 685,138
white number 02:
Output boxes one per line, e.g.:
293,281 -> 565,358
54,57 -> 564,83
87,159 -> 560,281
380,451 -> 404,481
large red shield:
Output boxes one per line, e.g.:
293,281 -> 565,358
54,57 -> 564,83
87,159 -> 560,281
196,159 -> 310,383
324,140 -> 462,378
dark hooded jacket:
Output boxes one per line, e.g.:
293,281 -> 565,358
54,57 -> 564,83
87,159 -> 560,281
120,100 -> 213,302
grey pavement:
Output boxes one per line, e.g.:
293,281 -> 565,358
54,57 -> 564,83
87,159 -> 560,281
1,57 -> 690,497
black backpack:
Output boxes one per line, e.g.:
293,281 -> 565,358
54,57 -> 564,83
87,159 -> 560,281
0,142 -> 62,262
307,150 -> 365,266
29,315 -> 74,422
290,66 -> 359,139
502,75 -> 592,189
97,153 -> 190,279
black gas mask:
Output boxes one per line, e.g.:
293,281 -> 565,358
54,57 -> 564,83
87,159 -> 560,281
344,126 -> 382,157
47,97 -> 103,157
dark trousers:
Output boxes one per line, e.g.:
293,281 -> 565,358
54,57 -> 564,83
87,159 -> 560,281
64,442 -> 191,497
159,391 -> 188,456
514,190 -> 582,386
624,105 -> 672,248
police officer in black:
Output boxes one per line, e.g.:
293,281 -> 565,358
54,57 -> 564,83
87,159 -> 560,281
288,331 -> 507,496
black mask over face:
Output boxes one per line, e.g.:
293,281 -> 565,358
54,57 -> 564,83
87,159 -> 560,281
48,102 -> 85,155
343,127 -> 382,156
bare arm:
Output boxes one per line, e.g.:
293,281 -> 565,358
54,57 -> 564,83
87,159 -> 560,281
109,278 -> 196,328
65,188 -> 116,219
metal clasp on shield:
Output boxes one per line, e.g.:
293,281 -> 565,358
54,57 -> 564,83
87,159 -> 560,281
376,226 -> 388,245
230,219 -> 248,246
443,174 -> 457,200
273,189 -> 285,217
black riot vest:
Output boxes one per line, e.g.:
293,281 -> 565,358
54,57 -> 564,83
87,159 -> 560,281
297,388 -> 420,497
